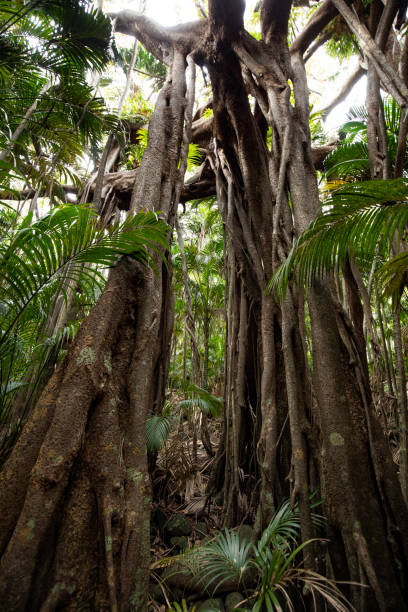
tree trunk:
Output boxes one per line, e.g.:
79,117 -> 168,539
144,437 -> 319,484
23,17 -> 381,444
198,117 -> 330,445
205,1 -> 408,607
0,260 -> 153,611
0,42 -> 190,610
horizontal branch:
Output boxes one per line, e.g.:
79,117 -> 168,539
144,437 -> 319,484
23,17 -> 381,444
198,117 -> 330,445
101,163 -> 217,207
112,11 -> 205,63
0,184 -> 77,201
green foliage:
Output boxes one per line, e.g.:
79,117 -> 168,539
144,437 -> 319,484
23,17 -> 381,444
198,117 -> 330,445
121,91 -> 153,120
0,204 -> 168,330
187,143 -> 203,171
170,200 -> 225,390
118,42 -> 166,86
179,382 -> 223,418
309,111 -> 326,145
168,600 -> 196,612
175,499 -> 352,611
325,97 -> 406,181
0,204 -> 169,453
0,0 -> 116,197
191,528 -> 252,593
125,128 -> 149,168
376,251 -> 408,300
268,178 -> 408,299
325,34 -> 357,61
325,142 -> 370,180
146,385 -> 222,454
202,108 -> 213,119
146,413 -> 178,453
0,0 -> 112,78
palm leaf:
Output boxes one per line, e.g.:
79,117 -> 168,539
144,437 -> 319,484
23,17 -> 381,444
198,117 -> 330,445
269,178 -> 408,299
179,382 -> 223,417
146,413 -> 177,453
188,528 -> 252,594
0,205 -> 169,353
324,141 -> 370,180
187,144 -> 203,170
376,252 -> 408,300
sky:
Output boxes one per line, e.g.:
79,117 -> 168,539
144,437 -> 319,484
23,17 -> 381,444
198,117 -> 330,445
106,0 -> 257,27
106,0 -> 197,25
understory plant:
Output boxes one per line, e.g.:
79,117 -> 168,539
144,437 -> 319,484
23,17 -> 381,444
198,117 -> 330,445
0,203 -> 169,460
146,382 -> 222,454
169,499 -> 355,611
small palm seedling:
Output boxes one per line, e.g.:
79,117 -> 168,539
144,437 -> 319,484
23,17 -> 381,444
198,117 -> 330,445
189,527 -> 253,595
176,499 -> 354,611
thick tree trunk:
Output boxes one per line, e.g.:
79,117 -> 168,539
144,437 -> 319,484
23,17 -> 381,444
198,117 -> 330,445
205,1 -> 408,607
0,41 -> 190,610
4,3 -> 408,610
289,48 -> 408,611
0,260 -> 153,611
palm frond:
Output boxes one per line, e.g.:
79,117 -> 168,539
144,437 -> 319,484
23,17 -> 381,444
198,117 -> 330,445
146,413 -> 178,453
188,528 -> 252,594
324,142 -> 370,180
187,144 -> 203,170
376,251 -> 408,300
179,382 -> 223,417
269,178 -> 408,299
0,205 -> 169,354
171,498 -> 348,611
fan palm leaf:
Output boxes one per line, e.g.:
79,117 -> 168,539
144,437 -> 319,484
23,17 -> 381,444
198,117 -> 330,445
189,528 -> 252,593
172,499 -> 351,611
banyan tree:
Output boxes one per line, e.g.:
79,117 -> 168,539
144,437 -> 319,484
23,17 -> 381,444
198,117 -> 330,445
1,1 -> 408,610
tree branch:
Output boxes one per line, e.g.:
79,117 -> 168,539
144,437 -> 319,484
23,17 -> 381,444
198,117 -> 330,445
208,0 -> 245,34
112,11 -> 204,63
290,0 -> 353,56
318,63 -> 365,118
304,31 -> 331,63
331,0 -> 408,108
260,0 -> 292,43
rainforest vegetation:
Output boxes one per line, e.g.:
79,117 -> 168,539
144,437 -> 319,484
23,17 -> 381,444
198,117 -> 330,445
2,0 -> 408,610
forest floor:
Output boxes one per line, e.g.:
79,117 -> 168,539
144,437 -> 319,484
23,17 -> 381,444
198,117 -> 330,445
148,416 -> 233,610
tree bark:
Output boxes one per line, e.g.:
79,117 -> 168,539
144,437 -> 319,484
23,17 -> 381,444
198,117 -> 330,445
0,259 -> 153,611
0,32 -> 190,610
